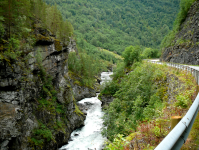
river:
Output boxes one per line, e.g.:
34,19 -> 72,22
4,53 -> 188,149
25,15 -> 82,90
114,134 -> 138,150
60,72 -> 113,150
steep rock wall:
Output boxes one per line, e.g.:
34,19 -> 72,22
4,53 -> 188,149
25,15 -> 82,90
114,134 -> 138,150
0,28 -> 95,150
162,1 -> 199,65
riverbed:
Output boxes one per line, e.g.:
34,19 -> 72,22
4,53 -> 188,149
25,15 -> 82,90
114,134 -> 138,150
60,72 -> 113,150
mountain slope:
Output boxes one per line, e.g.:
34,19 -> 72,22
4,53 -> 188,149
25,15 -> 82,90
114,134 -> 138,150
44,0 -> 180,54
161,0 -> 199,65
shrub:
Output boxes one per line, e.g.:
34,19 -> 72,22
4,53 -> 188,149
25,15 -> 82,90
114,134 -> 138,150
175,94 -> 188,108
104,134 -> 129,150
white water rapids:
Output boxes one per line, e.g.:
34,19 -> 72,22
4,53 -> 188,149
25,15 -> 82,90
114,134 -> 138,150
60,72 -> 113,150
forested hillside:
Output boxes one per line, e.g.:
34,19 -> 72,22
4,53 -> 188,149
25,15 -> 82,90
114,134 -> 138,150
44,0 -> 180,54
0,0 -> 108,149
0,0 -> 73,59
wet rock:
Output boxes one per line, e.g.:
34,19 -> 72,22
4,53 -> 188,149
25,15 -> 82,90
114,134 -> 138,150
74,133 -> 79,136
1,140 -> 9,150
84,102 -> 93,106
100,95 -> 114,108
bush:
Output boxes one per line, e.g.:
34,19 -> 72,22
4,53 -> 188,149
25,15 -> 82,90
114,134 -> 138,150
175,94 -> 188,108
104,134 -> 129,150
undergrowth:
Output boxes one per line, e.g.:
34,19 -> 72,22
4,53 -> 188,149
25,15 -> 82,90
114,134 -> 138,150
103,62 -> 197,149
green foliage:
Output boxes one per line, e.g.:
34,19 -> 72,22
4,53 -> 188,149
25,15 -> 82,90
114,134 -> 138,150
31,123 -> 54,147
44,4 -> 74,42
104,134 -> 129,150
102,63 -> 167,141
68,51 -> 106,87
0,0 -> 74,62
7,37 -> 20,50
112,62 -> 126,79
56,103 -> 65,114
175,94 -> 189,108
175,0 -> 197,30
31,138 -> 44,147
0,17 -> 5,39
100,80 -> 119,96
77,38 -> 122,64
141,48 -> 160,59
44,0 -> 180,54
74,103 -> 83,115
68,52 -> 81,73
2,38 -> 22,60
161,0 -> 197,48
152,126 -> 167,138
122,45 -> 141,67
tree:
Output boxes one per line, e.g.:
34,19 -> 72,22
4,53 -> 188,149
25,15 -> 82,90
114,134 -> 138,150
122,45 -> 141,67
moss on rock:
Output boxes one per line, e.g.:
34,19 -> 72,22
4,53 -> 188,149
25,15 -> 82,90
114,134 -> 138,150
54,39 -> 62,51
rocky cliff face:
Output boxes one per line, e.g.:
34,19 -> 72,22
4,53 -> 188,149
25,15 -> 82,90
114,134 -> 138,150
0,27 -> 95,150
162,1 -> 199,65
99,95 -> 114,109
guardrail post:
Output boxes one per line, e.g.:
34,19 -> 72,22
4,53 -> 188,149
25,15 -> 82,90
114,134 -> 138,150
197,71 -> 199,85
171,116 -> 182,130
196,85 -> 199,94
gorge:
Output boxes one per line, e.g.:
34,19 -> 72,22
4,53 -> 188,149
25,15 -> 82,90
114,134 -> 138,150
60,72 -> 113,150
0,27 -> 96,150
0,0 -> 198,149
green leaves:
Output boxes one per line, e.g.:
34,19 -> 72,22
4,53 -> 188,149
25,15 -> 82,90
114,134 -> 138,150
122,45 -> 141,67
68,51 -> 106,87
102,63 -> 167,140
161,0 -> 197,48
0,16 -> 4,21
31,123 -> 54,147
105,134 -> 129,150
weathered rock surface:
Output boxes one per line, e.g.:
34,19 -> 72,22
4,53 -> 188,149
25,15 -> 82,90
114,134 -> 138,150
162,1 -> 199,65
0,28 -> 94,150
100,95 -> 114,108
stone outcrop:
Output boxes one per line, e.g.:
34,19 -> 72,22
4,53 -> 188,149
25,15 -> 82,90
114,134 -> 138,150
0,27 -> 95,150
99,95 -> 114,108
161,1 -> 199,65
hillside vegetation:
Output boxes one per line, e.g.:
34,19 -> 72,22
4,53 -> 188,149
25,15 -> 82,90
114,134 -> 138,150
0,0 -> 73,61
44,0 -> 180,55
0,0 -> 110,87
99,48 -> 196,149
161,0 -> 197,48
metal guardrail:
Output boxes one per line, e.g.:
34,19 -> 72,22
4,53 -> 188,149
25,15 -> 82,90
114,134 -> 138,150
150,61 -> 199,150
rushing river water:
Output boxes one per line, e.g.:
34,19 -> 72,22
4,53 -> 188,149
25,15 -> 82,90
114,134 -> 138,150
60,72 -> 113,150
